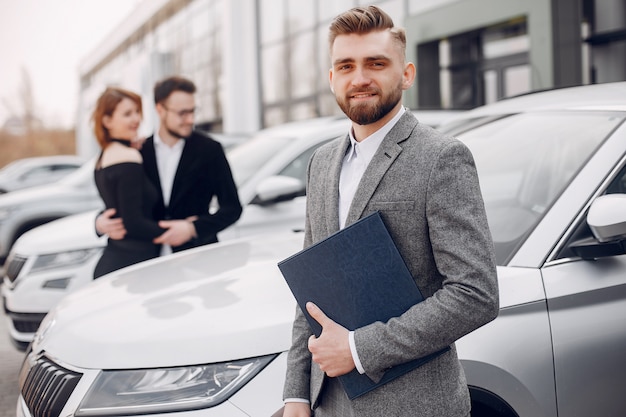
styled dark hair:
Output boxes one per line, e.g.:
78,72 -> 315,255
328,5 -> 406,56
92,87 -> 142,149
153,76 -> 197,104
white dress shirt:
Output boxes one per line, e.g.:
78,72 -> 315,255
153,132 -> 185,256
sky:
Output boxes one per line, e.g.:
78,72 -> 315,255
0,0 -> 141,129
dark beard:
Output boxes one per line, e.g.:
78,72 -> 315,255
166,126 -> 191,139
337,85 -> 402,125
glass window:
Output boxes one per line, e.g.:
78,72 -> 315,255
317,26 -> 332,89
264,106 -> 288,127
290,32 -> 317,98
457,111 -> 623,264
190,2 -> 211,40
318,0 -> 354,22
260,0 -> 286,44
262,43 -> 288,104
289,101 -> 318,121
503,65 -> 530,98
287,0 -> 315,33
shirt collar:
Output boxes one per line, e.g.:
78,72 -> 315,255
346,106 -> 406,161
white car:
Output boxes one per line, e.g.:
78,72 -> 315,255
2,112 -> 457,350
0,155 -> 85,194
15,82 -> 626,417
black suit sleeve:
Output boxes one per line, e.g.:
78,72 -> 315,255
113,163 -> 167,240
192,142 -> 242,239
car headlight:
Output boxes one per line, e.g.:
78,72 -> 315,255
75,354 -> 277,415
30,248 -> 102,273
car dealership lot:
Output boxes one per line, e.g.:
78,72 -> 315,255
2,111 -> 457,350
10,82 -> 626,417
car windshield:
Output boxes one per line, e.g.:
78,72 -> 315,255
58,158 -> 97,187
457,111 -> 624,264
226,133 -> 298,188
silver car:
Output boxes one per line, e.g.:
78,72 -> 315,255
15,83 -> 626,417
0,155 -> 85,194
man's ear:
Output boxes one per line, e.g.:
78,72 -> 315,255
402,62 -> 416,90
329,69 -> 335,94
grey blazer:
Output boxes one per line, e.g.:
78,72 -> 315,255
284,111 -> 499,416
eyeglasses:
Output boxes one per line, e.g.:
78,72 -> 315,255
162,105 -> 197,118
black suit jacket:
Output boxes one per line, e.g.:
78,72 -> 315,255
141,131 -> 242,252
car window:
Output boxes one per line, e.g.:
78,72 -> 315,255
21,166 -> 53,180
51,164 -> 79,173
458,111 -> 624,264
279,140 -> 333,184
558,161 -> 626,260
226,134 -> 293,187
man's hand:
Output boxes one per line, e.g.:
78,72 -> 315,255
282,402 -> 311,417
153,219 -> 196,247
306,302 -> 355,377
96,208 -> 126,240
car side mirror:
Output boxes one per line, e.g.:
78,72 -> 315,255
250,175 -> 304,206
570,194 -> 626,259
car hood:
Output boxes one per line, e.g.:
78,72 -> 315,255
12,209 -> 104,255
33,232 -> 304,370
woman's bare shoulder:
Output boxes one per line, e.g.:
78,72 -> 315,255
100,143 -> 143,167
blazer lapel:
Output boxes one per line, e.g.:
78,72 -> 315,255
168,137 -> 194,209
141,137 -> 166,208
325,134 -> 351,234
345,112 -> 417,225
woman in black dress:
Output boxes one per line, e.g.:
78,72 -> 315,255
92,87 -> 166,278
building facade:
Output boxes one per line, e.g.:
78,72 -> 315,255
77,0 -> 626,157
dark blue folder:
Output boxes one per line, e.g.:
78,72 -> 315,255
278,211 -> 449,400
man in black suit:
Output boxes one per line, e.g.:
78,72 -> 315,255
96,76 -> 242,254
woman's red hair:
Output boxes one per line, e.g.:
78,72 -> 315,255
92,87 -> 142,149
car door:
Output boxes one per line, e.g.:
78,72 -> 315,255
541,161 -> 626,417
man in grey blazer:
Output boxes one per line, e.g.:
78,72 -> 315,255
282,6 -> 499,417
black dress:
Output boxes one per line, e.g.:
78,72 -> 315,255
93,140 -> 166,278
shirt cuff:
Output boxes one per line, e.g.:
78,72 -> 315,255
284,398 -> 310,404
349,330 -> 365,374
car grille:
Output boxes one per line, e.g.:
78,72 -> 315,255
5,254 -> 27,283
19,354 -> 82,417
10,312 -> 48,333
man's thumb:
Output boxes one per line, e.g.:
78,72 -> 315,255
306,302 -> 328,327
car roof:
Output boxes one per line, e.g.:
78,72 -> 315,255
459,82 -> 626,117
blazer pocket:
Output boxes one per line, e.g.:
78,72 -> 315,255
369,200 -> 415,211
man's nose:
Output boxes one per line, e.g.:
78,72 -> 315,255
351,67 -> 372,87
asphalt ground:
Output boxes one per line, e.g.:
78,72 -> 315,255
0,286 -> 25,417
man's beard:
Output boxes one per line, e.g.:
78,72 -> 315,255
165,124 -> 193,139
336,83 -> 402,125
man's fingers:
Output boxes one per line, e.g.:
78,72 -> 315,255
306,302 -> 331,328
102,208 -> 116,218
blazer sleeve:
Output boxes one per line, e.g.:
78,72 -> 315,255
112,163 -> 167,240
192,143 -> 243,239
354,140 -> 499,382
